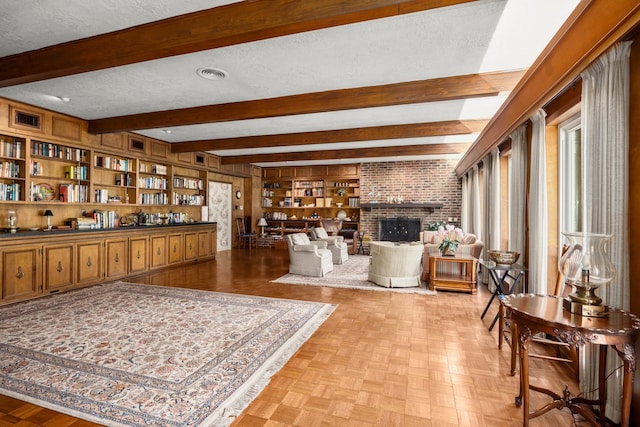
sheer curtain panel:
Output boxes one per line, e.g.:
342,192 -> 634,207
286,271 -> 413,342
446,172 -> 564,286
528,109 -> 548,295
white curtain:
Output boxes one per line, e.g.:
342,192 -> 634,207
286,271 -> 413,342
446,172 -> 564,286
461,173 -> 469,233
528,109 -> 547,295
468,165 -> 482,239
508,125 -> 527,259
481,149 -> 501,287
579,40 -> 631,423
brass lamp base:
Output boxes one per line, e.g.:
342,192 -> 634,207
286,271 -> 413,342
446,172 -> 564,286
563,298 -> 608,317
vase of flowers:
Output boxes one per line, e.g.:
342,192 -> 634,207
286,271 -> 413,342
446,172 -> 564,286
437,224 -> 463,256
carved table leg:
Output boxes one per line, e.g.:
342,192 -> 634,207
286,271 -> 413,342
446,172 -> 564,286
613,343 -> 637,427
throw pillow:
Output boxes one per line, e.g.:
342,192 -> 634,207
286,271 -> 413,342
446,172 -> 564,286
462,234 -> 477,244
315,227 -> 329,239
291,233 -> 310,246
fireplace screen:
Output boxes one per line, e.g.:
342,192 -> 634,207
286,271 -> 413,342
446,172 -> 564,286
377,217 -> 422,242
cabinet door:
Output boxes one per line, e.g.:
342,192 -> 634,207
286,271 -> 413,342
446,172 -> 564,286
2,246 -> 41,303
168,234 -> 183,264
151,235 -> 167,269
106,239 -> 128,279
43,243 -> 74,293
197,231 -> 210,258
77,241 -> 103,286
184,232 -> 198,261
129,237 -> 148,273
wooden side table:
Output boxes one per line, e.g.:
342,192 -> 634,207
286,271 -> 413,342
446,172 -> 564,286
503,294 -> 640,427
428,254 -> 477,293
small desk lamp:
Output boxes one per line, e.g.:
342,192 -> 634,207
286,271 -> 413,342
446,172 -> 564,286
258,217 -> 268,237
43,209 -> 54,230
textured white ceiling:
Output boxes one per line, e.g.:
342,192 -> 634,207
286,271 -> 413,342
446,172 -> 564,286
0,0 -> 580,166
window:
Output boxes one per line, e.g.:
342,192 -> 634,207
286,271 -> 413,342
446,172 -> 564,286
558,114 -> 582,235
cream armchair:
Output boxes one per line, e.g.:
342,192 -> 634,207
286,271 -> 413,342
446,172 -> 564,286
419,231 -> 484,282
285,233 -> 334,277
368,241 -> 423,288
309,227 -> 349,264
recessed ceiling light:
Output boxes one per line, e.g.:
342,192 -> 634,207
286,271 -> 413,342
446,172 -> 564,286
56,96 -> 70,102
162,129 -> 172,134
196,67 -> 228,81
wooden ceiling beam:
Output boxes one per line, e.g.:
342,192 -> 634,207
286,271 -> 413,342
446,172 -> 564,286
219,143 -> 472,164
0,0 -> 474,88
170,120 -> 487,152
89,71 -> 521,133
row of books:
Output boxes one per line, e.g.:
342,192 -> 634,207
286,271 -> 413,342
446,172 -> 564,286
139,163 -> 167,175
32,142 -> 87,162
95,156 -> 134,171
0,183 -> 20,201
293,188 -> 324,197
91,210 -> 119,229
64,165 -> 89,180
139,192 -> 169,205
173,176 -> 203,190
293,180 -> 324,188
138,176 -> 168,189
173,193 -> 204,205
348,197 -> 360,208
94,189 -> 127,204
0,139 -> 22,158
114,173 -> 134,187
59,184 -> 89,203
0,161 -> 21,178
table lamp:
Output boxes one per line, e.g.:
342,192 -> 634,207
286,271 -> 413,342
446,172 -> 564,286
44,209 -> 54,230
559,232 -> 615,316
258,218 -> 268,237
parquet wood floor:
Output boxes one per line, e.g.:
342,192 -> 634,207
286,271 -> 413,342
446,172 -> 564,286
0,248 -> 587,426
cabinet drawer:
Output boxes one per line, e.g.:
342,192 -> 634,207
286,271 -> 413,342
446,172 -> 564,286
77,241 -> 103,286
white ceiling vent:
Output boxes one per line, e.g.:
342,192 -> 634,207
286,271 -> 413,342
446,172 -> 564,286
196,68 -> 228,81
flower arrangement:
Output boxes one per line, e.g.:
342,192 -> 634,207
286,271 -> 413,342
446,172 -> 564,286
437,224 -> 463,254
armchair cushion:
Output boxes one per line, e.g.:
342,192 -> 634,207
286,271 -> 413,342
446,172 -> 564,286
314,227 -> 329,239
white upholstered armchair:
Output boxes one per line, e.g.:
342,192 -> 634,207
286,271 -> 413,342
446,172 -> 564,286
285,233 -> 334,277
309,227 -> 349,264
368,241 -> 423,288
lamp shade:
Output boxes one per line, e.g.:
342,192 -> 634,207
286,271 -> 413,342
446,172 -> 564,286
43,210 -> 54,217
257,218 -> 268,226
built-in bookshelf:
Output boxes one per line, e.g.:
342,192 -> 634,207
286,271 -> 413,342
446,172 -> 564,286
172,166 -> 206,206
30,139 -> 90,203
93,152 -> 136,204
0,134 -> 26,201
138,160 -> 169,205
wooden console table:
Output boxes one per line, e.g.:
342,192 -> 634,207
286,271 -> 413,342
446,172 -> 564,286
503,294 -> 640,426
428,254 -> 477,294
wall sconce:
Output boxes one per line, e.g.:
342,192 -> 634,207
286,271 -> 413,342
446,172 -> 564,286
258,217 -> 268,237
43,209 -> 53,230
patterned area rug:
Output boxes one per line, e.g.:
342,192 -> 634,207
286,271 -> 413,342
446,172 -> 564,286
0,282 -> 335,426
273,255 -> 436,294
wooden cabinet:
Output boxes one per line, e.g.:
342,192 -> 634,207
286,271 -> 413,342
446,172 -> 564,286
150,235 -> 167,269
76,240 -> 103,286
129,237 -> 148,274
168,233 -> 183,264
43,243 -> 74,293
184,232 -> 198,261
1,245 -> 40,302
106,238 -> 128,279
210,229 -> 217,257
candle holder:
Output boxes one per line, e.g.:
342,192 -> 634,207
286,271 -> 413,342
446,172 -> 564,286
558,232 -> 615,316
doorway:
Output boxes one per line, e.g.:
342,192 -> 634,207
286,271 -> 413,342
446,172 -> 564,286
208,181 -> 232,251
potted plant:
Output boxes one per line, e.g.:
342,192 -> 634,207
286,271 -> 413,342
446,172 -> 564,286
436,224 -> 463,256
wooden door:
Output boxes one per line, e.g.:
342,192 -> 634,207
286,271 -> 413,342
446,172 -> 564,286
2,245 -> 40,303
77,240 -> 103,286
184,232 -> 198,261
43,243 -> 74,293
129,237 -> 148,273
150,235 -> 167,269
168,233 -> 183,264
197,231 -> 210,258
106,238 -> 128,279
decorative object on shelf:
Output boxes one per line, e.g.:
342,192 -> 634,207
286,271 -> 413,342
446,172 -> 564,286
336,210 -> 347,220
337,188 -> 347,197
488,250 -> 520,265
39,183 -> 55,201
43,209 -> 53,231
6,210 -> 18,233
435,224 -> 463,256
559,232 -> 615,316
258,217 -> 268,237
